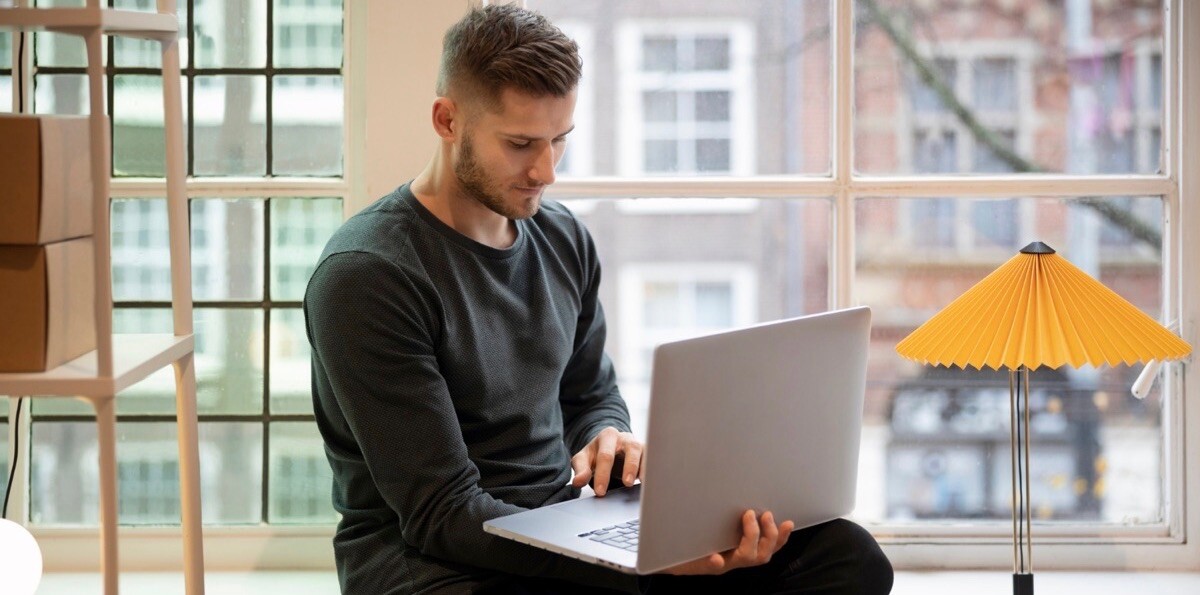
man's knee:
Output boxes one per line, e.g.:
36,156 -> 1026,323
817,519 -> 894,595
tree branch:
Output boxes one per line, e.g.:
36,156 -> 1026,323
859,0 -> 1162,252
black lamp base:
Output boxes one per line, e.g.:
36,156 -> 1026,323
1013,573 -> 1034,595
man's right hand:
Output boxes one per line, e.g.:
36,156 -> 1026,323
661,510 -> 795,576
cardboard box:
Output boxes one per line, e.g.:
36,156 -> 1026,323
0,114 -> 94,245
0,237 -> 97,372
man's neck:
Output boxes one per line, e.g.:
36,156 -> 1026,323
411,159 -> 517,249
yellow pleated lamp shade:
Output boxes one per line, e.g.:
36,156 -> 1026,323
895,242 -> 1192,371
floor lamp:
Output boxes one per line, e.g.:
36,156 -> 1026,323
895,241 -> 1192,595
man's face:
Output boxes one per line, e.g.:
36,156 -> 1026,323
453,87 -> 577,220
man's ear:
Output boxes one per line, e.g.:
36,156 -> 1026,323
431,97 -> 458,141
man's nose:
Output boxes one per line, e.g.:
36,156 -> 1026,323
528,143 -> 557,186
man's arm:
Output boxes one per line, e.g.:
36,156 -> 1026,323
556,222 -> 644,495
307,251 -> 640,592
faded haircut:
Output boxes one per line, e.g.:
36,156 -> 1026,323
436,4 -> 581,110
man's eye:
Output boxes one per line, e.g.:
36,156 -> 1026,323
509,141 -> 531,149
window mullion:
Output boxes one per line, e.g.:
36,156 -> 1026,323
833,0 -> 854,309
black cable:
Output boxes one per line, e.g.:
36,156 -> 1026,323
16,30 -> 25,113
2,398 -> 23,519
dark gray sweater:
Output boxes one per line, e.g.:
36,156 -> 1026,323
304,183 -> 642,594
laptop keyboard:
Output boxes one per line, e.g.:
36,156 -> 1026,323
578,519 -> 639,552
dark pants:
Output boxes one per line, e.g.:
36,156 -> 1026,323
494,518 -> 894,595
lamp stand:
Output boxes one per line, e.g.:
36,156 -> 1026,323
1009,367 -> 1034,595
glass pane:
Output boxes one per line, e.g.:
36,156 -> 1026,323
34,0 -> 89,68
972,58 -> 1016,112
270,309 -> 312,414
273,0 -> 344,69
1,30 -> 9,70
193,75 -> 267,176
855,0 -> 1164,174
30,422 -> 263,525
109,0 -> 163,68
694,36 -> 731,71
0,75 -> 12,113
270,197 -> 343,300
558,197 -> 831,438
527,0 -> 831,175
194,308 -> 264,414
273,75 -> 344,176
854,195 -> 1165,525
196,0 -> 266,68
268,422 -> 337,523
113,75 -> 189,177
112,198 -> 172,301
33,74 -> 89,115
191,198 -> 265,301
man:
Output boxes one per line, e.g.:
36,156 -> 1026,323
305,5 -> 893,594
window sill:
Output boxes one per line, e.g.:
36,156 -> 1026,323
33,570 -> 1200,595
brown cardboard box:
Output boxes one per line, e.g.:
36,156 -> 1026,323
0,114 -> 94,245
0,237 -> 97,372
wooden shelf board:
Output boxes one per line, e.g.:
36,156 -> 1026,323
0,333 -> 194,398
0,7 -> 178,41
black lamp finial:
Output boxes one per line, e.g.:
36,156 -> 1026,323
1020,241 -> 1055,255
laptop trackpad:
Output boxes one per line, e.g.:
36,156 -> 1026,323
551,483 -> 641,524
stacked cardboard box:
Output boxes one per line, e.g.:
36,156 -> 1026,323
0,114 -> 97,372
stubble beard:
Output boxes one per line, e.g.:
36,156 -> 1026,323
455,133 -> 541,220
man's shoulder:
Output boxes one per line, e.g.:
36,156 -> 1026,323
532,198 -> 588,241
321,186 -> 416,261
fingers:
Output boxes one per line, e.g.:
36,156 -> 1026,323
591,429 -> 619,496
757,511 -> 778,564
621,440 -> 643,487
774,519 -> 795,554
569,451 -> 592,488
570,427 -> 645,496
738,509 -> 761,562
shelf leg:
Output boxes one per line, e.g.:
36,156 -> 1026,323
93,396 -> 119,595
174,352 -> 205,595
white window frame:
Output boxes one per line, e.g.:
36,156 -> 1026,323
615,19 -> 756,177
15,0 -> 1195,575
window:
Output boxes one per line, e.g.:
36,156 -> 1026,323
617,264 -> 757,436
616,21 -> 755,175
18,0 -> 347,531
527,0 -> 1195,570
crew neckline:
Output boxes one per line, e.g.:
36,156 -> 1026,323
398,183 -> 528,260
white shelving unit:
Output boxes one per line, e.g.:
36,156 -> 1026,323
0,1 -> 204,594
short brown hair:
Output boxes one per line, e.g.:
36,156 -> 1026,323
437,4 -> 581,109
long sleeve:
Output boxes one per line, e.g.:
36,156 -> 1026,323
559,227 -> 633,456
306,200 -> 643,594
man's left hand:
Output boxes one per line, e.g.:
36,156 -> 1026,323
570,427 -> 643,496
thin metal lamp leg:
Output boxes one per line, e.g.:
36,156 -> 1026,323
1010,367 -> 1034,595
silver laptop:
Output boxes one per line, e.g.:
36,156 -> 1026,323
483,306 -> 871,575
